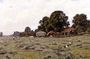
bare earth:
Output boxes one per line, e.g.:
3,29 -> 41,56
0,34 -> 90,59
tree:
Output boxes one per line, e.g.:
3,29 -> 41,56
72,14 -> 88,33
25,27 -> 31,33
38,16 -> 49,32
86,20 -> 90,33
49,11 -> 69,32
20,27 -> 31,37
38,10 -> 69,32
73,14 -> 87,26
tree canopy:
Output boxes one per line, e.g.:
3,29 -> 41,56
25,27 -> 31,33
14,10 -> 90,37
72,14 -> 90,34
37,10 -> 69,32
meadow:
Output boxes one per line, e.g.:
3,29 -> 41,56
0,34 -> 90,59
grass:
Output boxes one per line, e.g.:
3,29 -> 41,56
71,47 -> 90,58
16,49 -> 49,59
1,34 -> 90,59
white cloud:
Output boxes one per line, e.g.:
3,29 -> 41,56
0,0 -> 90,35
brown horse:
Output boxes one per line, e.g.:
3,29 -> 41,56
47,31 -> 56,37
61,27 -> 75,36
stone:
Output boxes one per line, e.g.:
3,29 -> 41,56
0,49 -> 7,55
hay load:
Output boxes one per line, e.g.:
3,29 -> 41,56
36,31 -> 46,37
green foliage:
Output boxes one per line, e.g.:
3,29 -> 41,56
72,14 -> 89,34
38,10 -> 69,32
73,14 -> 87,25
38,16 -> 49,32
20,27 -> 35,37
25,27 -> 31,33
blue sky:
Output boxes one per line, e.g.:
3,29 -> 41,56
0,0 -> 90,35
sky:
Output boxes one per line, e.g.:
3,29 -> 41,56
0,0 -> 90,35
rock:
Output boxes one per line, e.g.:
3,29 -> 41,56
55,52 -> 74,59
43,53 -> 58,59
29,36 -> 34,38
64,45 -> 69,48
35,43 -> 40,45
0,55 -> 7,59
0,40 -> 4,43
35,47 -> 43,51
44,56 -> 52,59
18,44 -> 35,50
5,55 -> 11,59
52,41 -> 57,45
24,46 -> 35,50
68,42 -> 72,45
0,49 -> 7,55
65,52 -> 73,59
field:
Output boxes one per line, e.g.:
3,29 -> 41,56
0,34 -> 90,59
